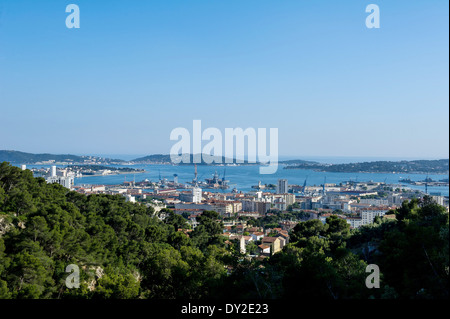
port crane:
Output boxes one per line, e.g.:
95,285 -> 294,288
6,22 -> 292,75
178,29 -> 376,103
302,176 -> 308,194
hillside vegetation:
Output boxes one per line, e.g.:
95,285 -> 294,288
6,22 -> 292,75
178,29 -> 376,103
284,159 -> 449,174
0,162 -> 448,299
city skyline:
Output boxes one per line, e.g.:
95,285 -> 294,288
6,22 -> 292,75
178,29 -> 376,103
0,0 -> 448,158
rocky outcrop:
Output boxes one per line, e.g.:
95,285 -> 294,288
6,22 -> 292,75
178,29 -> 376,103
0,215 -> 13,237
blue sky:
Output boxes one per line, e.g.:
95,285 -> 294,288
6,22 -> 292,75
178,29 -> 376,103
0,0 -> 448,159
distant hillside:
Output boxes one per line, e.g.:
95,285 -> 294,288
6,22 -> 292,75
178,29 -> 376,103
131,154 -> 173,163
130,154 -> 321,165
278,159 -> 319,165
2,151 -> 317,166
284,159 -> 449,174
132,154 -> 262,165
0,150 -> 125,165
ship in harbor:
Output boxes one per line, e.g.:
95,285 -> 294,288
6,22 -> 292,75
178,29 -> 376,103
203,170 -> 229,189
399,177 -> 449,187
187,164 -> 230,189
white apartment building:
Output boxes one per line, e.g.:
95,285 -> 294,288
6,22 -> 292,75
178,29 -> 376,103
359,198 -> 389,206
273,198 -> 286,211
192,186 -> 202,203
432,195 -> 444,206
124,194 -> 136,203
346,217 -> 363,229
179,187 -> 203,203
46,175 -> 74,190
360,208 -> 390,226
282,194 -> 296,207
46,166 -> 74,190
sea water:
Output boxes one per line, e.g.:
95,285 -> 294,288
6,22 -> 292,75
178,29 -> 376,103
19,161 -> 449,196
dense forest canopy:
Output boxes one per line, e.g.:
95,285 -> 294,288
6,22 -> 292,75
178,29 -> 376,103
0,162 -> 448,299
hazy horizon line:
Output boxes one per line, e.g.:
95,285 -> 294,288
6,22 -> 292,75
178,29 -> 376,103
2,149 -> 448,164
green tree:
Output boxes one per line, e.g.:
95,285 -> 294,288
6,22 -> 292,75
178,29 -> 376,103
165,212 -> 189,231
7,245 -> 55,298
93,266 -> 140,299
168,231 -> 191,250
191,211 -> 224,251
290,219 -> 327,243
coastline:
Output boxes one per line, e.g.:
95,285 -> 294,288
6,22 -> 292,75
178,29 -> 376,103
79,171 -> 146,177
283,168 -> 450,175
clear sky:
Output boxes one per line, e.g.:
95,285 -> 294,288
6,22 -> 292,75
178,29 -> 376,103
0,0 -> 448,159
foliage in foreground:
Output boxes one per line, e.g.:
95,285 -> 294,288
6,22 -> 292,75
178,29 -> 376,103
0,162 -> 448,299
